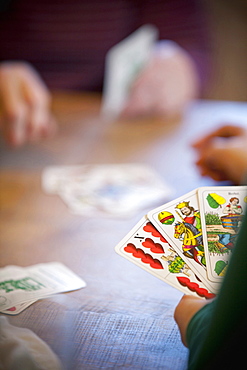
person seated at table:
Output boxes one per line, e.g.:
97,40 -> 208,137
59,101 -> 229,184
174,123 -> 247,369
0,0 -> 210,147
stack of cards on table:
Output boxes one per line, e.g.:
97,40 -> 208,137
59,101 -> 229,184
115,186 -> 247,298
42,164 -> 172,218
0,262 -> 86,315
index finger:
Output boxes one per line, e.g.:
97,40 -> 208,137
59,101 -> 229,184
192,125 -> 246,150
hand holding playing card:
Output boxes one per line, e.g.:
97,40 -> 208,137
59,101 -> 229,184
102,26 -> 199,118
122,41 -> 199,117
174,295 -> 213,346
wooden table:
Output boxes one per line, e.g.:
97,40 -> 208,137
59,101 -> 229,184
1,92 -> 247,369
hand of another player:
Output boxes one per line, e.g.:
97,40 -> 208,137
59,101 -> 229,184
192,125 -> 247,184
0,61 -> 56,147
122,41 -> 199,118
174,295 -> 211,347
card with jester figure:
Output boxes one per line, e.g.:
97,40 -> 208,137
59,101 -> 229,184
115,216 -> 216,298
198,186 -> 247,283
148,189 -> 219,293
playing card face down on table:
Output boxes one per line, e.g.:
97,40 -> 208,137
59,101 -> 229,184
42,164 -> 172,218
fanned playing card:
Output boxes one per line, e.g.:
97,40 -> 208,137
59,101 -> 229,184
147,189 -> 219,293
115,216 -> 215,298
115,186 -> 247,297
198,186 -> 247,283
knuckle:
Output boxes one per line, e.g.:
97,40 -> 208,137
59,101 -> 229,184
5,104 -> 26,123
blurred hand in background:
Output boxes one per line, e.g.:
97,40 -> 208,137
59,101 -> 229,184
192,124 -> 247,184
0,62 -> 56,147
122,41 -> 199,118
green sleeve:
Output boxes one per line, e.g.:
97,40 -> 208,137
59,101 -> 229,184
185,208 -> 247,369
186,301 -> 216,369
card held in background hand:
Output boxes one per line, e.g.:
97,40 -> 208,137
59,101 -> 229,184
101,24 -> 158,117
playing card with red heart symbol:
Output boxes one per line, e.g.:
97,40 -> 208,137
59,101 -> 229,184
115,216 -> 216,299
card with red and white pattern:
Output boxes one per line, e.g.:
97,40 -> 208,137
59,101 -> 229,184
115,216 -> 216,299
